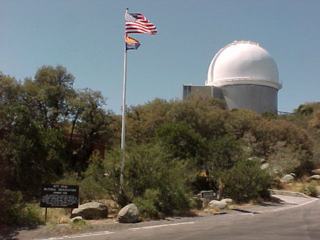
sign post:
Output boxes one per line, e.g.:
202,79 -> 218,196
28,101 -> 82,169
44,207 -> 48,223
40,184 -> 79,222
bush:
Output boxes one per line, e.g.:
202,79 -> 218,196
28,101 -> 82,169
103,144 -> 192,217
57,174 -> 107,203
56,154 -> 110,202
19,204 -> 43,226
0,190 -> 22,225
134,189 -> 160,218
71,218 -> 88,230
156,122 -> 206,162
203,135 -> 245,192
302,182 -> 318,197
222,160 -> 272,202
0,190 -> 42,226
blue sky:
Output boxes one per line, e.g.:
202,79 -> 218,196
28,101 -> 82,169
1,0 -> 319,113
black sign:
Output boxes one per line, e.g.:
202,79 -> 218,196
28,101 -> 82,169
40,184 -> 79,208
199,190 -> 215,200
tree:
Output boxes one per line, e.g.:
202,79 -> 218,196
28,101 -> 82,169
156,122 -> 206,163
67,89 -> 114,174
203,135 -> 244,192
23,65 -> 76,128
126,99 -> 172,144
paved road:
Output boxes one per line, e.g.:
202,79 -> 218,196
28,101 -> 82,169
32,197 -> 320,240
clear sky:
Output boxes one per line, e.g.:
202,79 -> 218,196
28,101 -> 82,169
1,0 -> 319,113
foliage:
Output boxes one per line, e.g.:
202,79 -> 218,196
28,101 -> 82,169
57,156 -> 108,203
103,144 -> 192,216
67,90 -> 114,174
0,190 -> 24,225
222,159 -> 272,202
156,122 -> 206,163
295,104 -> 314,116
71,218 -> 89,230
0,66 -> 113,194
203,135 -> 245,192
2,66 -> 320,224
0,66 -> 115,225
133,189 -> 160,218
302,182 -> 319,197
0,190 -> 42,226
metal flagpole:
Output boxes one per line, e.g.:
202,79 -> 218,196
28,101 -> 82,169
120,8 -> 128,192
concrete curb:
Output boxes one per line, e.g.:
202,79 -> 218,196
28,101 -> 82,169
269,189 -> 311,198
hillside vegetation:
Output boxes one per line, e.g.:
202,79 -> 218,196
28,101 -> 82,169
0,66 -> 319,225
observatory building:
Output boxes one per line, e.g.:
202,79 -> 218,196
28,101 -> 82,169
183,41 -> 282,113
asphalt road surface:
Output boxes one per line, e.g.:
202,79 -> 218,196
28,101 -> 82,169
34,197 -> 320,240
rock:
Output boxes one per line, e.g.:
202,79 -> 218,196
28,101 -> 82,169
248,157 -> 265,163
312,169 -> 320,175
309,175 -> 320,181
71,216 -> 83,223
221,198 -> 233,204
117,203 -> 139,223
208,200 -> 227,210
261,163 -> 269,170
281,174 -> 294,183
71,202 -> 108,220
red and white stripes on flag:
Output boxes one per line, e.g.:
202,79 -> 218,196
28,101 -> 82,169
125,12 -> 157,35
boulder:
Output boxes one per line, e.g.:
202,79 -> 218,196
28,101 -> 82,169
208,200 -> 227,210
71,216 -> 83,223
248,157 -> 266,163
260,163 -> 269,170
281,174 -> 294,183
311,169 -> 320,175
71,202 -> 108,220
309,175 -> 320,181
117,203 -> 139,223
221,198 -> 233,204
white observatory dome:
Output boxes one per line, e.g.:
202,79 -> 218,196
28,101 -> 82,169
206,41 -> 282,90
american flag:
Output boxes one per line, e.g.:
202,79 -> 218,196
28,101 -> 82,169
125,12 -> 157,35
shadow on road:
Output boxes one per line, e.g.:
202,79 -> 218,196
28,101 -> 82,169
0,224 -> 39,240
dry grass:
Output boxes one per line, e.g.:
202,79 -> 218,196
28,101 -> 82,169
37,207 -> 71,224
281,181 -> 305,192
280,180 -> 320,197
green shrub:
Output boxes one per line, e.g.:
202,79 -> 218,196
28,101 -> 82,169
302,182 -> 318,197
71,218 -> 89,230
156,122 -> 206,162
57,157 -> 108,203
203,135 -> 245,192
0,190 -> 42,226
79,177 -> 107,202
134,189 -> 160,218
19,203 -> 43,226
0,190 -> 24,225
103,144 -> 192,217
222,159 -> 272,202
57,175 -> 106,203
